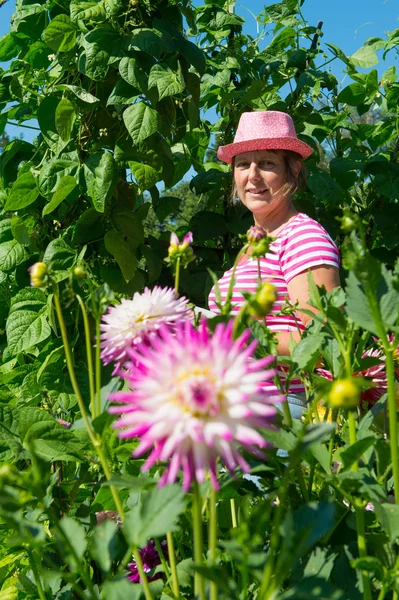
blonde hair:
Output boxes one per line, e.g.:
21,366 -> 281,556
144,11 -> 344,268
230,149 -> 307,203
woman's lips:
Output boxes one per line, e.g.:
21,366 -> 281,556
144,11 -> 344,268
246,188 -> 268,196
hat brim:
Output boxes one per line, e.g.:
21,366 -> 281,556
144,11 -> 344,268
217,137 -> 313,164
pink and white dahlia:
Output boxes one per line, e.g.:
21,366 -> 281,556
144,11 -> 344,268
100,286 -> 191,370
109,320 -> 279,491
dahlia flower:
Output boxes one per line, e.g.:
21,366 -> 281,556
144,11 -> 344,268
100,286 -> 191,370
127,540 -> 167,584
166,231 -> 195,269
109,320 -> 279,491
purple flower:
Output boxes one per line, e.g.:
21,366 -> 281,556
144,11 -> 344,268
109,320 -> 279,491
57,419 -> 71,428
100,286 -> 191,370
127,540 -> 167,584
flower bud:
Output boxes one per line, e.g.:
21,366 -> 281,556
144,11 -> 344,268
247,225 -> 266,243
248,282 -> 277,317
328,378 -> 360,409
28,262 -> 48,288
166,231 -> 195,269
73,265 -> 86,280
337,213 -> 360,234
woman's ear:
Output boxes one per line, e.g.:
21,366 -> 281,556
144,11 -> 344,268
292,159 -> 302,179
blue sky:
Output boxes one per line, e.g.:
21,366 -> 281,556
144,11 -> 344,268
0,0 -> 398,144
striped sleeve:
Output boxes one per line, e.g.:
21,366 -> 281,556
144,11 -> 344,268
279,219 -> 340,284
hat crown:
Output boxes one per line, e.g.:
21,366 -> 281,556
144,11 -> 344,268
234,111 -> 297,144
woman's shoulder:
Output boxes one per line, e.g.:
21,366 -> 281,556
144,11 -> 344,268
279,212 -> 336,243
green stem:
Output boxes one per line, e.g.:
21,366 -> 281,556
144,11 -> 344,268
209,487 -> 218,600
385,349 -> 399,504
154,538 -> 170,580
192,483 -> 206,600
174,257 -> 181,295
282,396 -> 293,428
230,498 -> 238,528
132,546 -> 154,600
76,295 -> 96,418
26,549 -> 47,600
224,245 -> 248,313
53,286 -> 125,520
349,410 -> 372,600
166,532 -> 180,600
328,408 -> 339,462
294,466 -> 310,502
95,318 -> 102,418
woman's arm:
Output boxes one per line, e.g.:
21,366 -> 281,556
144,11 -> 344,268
275,265 -> 341,355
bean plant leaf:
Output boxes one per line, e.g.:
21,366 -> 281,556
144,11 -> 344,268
0,33 -> 21,61
123,102 -> 161,144
42,175 -> 79,216
11,216 -> 30,246
6,288 -> 51,355
37,96 -> 69,155
148,63 -> 185,100
123,484 -> 187,547
56,84 -> 99,104
43,238 -> 76,271
84,151 -> 116,212
374,503 -> 399,543
38,158 -> 80,197
119,56 -> 147,92
129,161 -> 160,191
55,97 -> 76,141
350,43 -> 382,68
4,172 -> 40,211
0,240 -> 29,272
104,230 -> 138,281
44,15 -> 77,52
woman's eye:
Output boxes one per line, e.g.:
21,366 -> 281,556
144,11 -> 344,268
260,161 -> 275,167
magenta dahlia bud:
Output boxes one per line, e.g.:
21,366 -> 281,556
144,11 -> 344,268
247,225 -> 266,243
109,319 -> 280,491
127,540 -> 167,584
28,262 -> 48,288
166,231 -> 195,269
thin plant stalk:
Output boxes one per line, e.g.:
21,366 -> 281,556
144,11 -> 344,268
230,498 -> 238,528
174,257 -> 181,295
166,532 -> 180,599
384,348 -> 399,504
348,409 -> 372,600
209,487 -> 218,600
52,286 -> 153,600
95,317 -> 102,418
76,295 -> 96,418
154,538 -> 170,580
192,482 -> 206,600
26,549 -> 47,600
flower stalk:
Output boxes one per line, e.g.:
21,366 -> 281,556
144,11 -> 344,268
166,532 -> 180,599
192,482 -> 206,600
76,295 -> 96,418
209,487 -> 218,600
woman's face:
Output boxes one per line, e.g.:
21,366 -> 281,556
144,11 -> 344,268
233,149 -> 290,218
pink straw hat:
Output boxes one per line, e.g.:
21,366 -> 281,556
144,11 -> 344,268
217,111 -> 313,163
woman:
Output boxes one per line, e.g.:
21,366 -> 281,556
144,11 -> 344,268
208,111 -> 341,417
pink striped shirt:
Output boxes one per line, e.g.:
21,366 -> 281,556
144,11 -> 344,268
208,213 -> 340,395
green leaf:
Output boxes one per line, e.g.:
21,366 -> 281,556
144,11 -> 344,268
72,208 -> 106,244
119,57 -> 147,92
0,404 -> 22,459
291,331 -> 326,369
340,436 -> 377,471
345,271 -> 378,336
107,79 -> 140,106
4,172 -> 40,211
6,290 -> 51,355
189,211 -> 228,243
58,516 -> 87,569
337,83 -> 367,106
104,230 -> 138,281
127,28 -> 164,57
0,34 -> 21,61
0,240 -> 29,272
140,244 -> 163,282
89,520 -> 118,573
375,503 -> 399,543
55,97 -> 76,142
180,39 -> 206,74
129,161 -> 160,191
44,14 -> 77,52
154,196 -> 181,222
10,216 -> 30,246
148,63 -> 185,100
38,158 -> 80,197
42,175 -> 79,216
43,238 -> 76,271
123,485 -> 187,547
80,39 -> 110,81
84,151 -> 115,212
70,0 -> 106,22
350,44 -> 380,68
57,84 -> 99,104
113,210 -> 144,247
307,169 -> 344,205
37,96 -> 69,155
123,102 -> 162,145
103,578 -> 163,600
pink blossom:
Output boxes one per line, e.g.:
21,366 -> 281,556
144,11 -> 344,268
100,287 -> 191,371
127,540 -> 167,584
57,419 -> 71,428
109,320 -> 279,491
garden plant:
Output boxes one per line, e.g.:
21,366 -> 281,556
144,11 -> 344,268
0,0 -> 399,598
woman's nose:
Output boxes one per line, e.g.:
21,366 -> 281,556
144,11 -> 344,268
248,162 -> 260,180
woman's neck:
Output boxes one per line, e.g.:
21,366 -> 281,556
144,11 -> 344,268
254,201 -> 298,236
